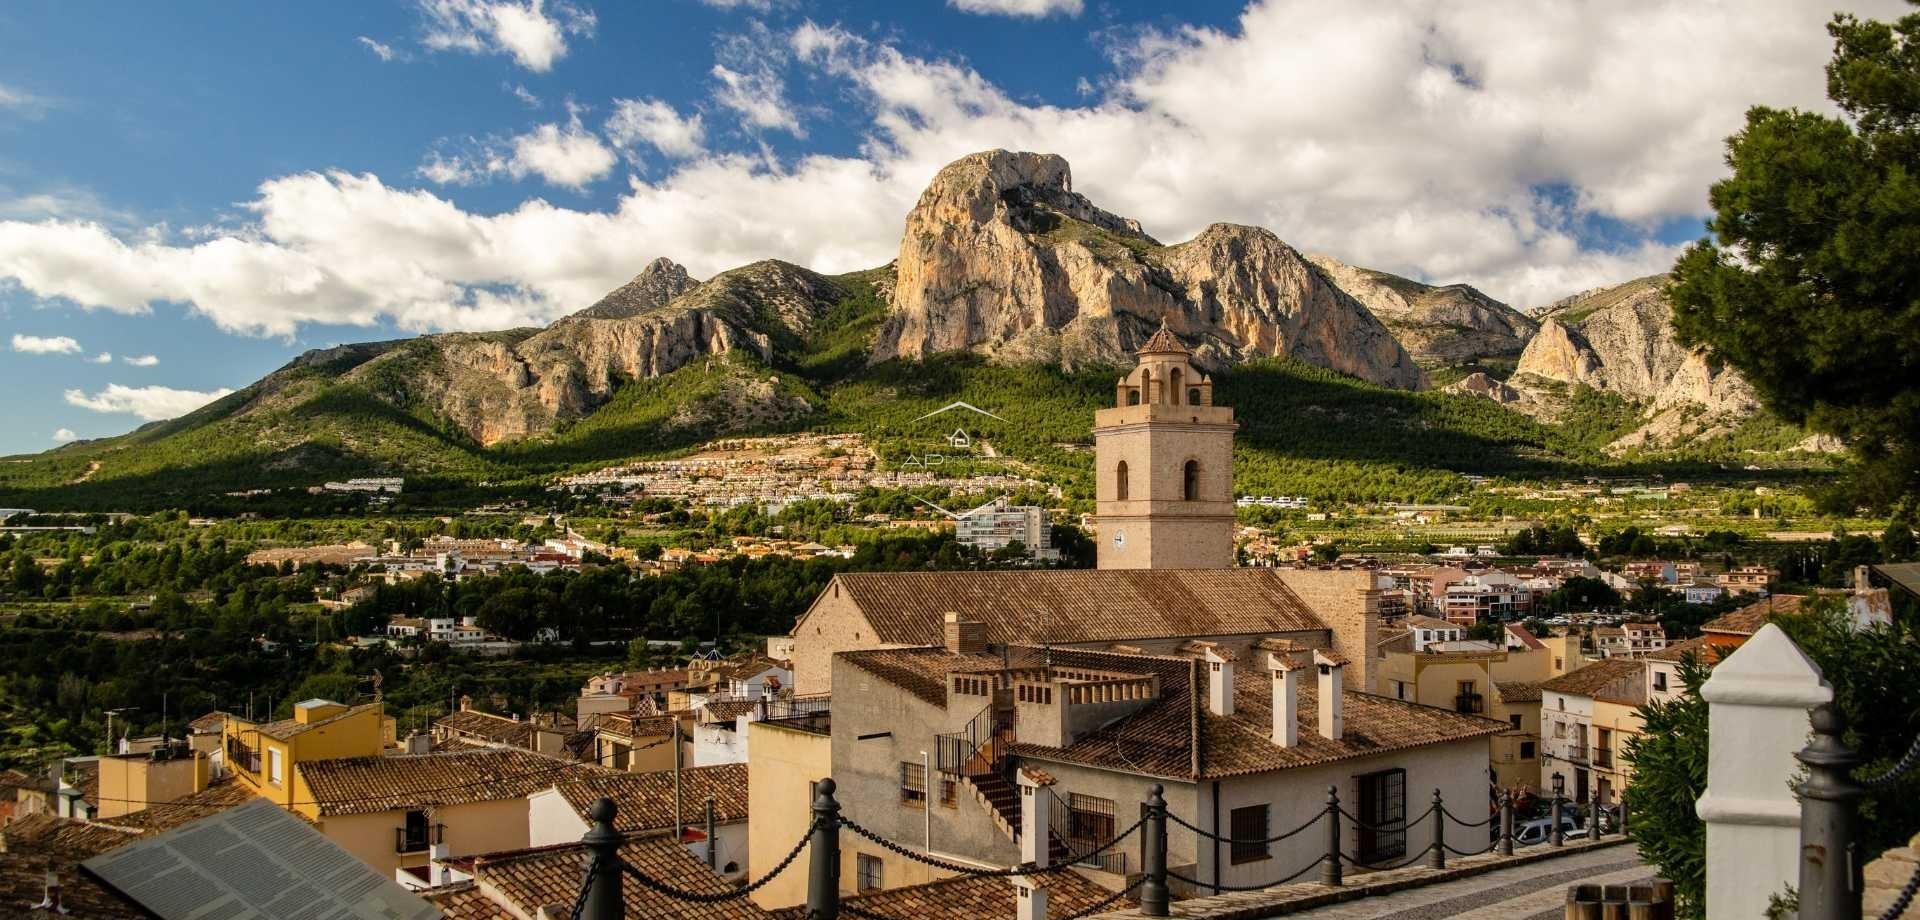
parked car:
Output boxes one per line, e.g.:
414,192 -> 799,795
1513,814 -> 1582,846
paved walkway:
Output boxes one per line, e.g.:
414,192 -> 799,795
1270,846 -> 1648,920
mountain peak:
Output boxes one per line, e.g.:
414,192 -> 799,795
569,257 -> 699,321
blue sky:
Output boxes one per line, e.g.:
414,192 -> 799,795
0,0 -> 1895,455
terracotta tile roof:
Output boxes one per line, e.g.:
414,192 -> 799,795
1177,640 -> 1238,661
770,870 -> 1129,920
700,699 -> 761,723
1406,615 -> 1457,631
1540,658 -> 1646,698
1135,320 -> 1191,355
436,709 -> 535,747
0,815 -> 145,919
1495,681 -> 1541,703
550,764 -> 748,833
300,748 -> 603,816
68,760 -> 99,809
424,882 -> 516,920
1374,630 -> 1414,655
598,712 -> 681,738
188,710 -> 231,734
109,777 -> 263,832
1703,595 -> 1806,636
815,569 -> 1326,648
1645,635 -> 1718,663
472,833 -> 770,920
243,701 -> 383,742
839,647 -> 1012,706
0,768 -> 34,793
1505,624 -> 1547,650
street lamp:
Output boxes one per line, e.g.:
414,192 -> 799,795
1552,772 -> 1565,796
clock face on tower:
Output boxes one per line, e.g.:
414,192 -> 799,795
1112,529 -> 1126,548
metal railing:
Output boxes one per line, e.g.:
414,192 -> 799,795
935,700 -> 1014,778
395,822 -> 444,854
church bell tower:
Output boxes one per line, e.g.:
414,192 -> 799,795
1094,322 -> 1238,569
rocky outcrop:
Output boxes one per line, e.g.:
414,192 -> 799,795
1308,255 -> 1537,365
570,257 -> 699,319
1448,371 -> 1525,405
876,150 -> 1424,388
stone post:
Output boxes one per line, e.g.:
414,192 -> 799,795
1797,704 -> 1865,920
808,779 -> 841,920
1429,788 -> 1446,869
1324,786 -> 1343,887
1141,784 -> 1169,917
1497,791 -> 1514,857
1696,623 -> 1832,920
1018,770 -> 1049,870
581,797 -> 623,920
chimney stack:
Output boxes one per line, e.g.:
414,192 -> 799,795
1203,646 -> 1236,717
1269,652 -> 1305,747
1314,650 -> 1346,741
943,612 -> 987,656
458,694 -> 473,712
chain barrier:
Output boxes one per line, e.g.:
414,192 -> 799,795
1441,839 -> 1496,858
1337,805 -> 1437,832
619,818 -> 815,903
1167,854 -> 1329,893
567,853 -> 601,920
1341,844 -> 1438,872
1167,809 -> 1324,845
1877,858 -> 1920,920
840,816 -> 1048,878
1059,876 -> 1145,920
1438,805 -> 1497,829
1857,730 -> 1920,790
1055,817 -> 1147,867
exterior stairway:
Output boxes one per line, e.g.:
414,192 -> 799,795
961,770 -> 1072,863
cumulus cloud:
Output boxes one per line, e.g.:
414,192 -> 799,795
605,98 -> 706,159
0,0 -> 1902,341
357,36 -> 399,61
417,0 -> 596,73
63,384 -> 235,422
420,112 -> 616,189
89,352 -> 113,364
51,428 -> 78,443
712,64 -> 802,135
948,0 -> 1083,18
510,83 -> 542,107
11,334 -> 82,355
699,0 -> 780,11
123,354 -> 160,367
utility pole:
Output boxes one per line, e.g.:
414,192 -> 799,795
672,718 -> 683,843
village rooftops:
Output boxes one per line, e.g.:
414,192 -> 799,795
770,870 -> 1130,920
1540,658 -> 1648,702
298,747 -> 602,817
0,814 -> 145,919
1702,594 -> 1806,636
547,763 -> 748,833
1505,624 -> 1547,650
1494,681 -> 1542,703
801,568 -> 1327,647
434,708 -> 551,748
235,701 -> 382,742
458,832 -> 769,920
1645,634 -> 1721,664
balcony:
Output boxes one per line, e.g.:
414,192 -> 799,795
1595,748 -> 1614,769
396,822 -> 445,854
1454,693 -> 1485,715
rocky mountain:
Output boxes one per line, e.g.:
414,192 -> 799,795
876,151 -> 1425,388
1307,255 -> 1537,365
1506,275 -> 1759,447
568,257 -> 698,319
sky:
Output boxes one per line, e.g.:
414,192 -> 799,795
0,0 -> 1904,456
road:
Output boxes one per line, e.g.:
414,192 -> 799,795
1274,846 -> 1651,920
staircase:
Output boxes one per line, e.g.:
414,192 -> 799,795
960,770 -> 1074,863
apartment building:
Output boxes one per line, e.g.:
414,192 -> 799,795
1539,658 -> 1646,807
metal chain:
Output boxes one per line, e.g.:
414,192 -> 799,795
1337,805 -> 1437,832
839,817 -> 1045,878
567,854 -> 601,920
1058,877 -> 1145,920
1055,817 -> 1147,867
1877,858 -> 1920,920
1439,805 -> 1497,829
1859,730 -> 1920,790
1166,855 -> 1327,893
1168,808 -> 1324,845
1341,843 -> 1435,872
1442,839 -> 1496,857
620,818 -> 815,903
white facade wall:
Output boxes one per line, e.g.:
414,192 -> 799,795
693,717 -> 751,766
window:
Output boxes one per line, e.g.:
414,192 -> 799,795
610,741 -> 630,771
939,778 -> 957,808
1552,721 -> 1566,740
1228,805 -> 1270,864
267,748 -> 284,785
1653,671 -> 1668,691
1170,368 -> 1184,403
1188,387 -> 1202,405
1520,741 -> 1537,760
1392,680 -> 1408,701
1509,714 -> 1523,730
1068,793 -> 1116,845
899,762 -> 926,807
1183,460 -> 1200,501
1356,769 -> 1407,862
1115,462 -> 1129,501
857,853 -> 883,892
1127,388 -> 1141,406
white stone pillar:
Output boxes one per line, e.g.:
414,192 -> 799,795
1696,624 -> 1831,920
1018,769 -> 1049,869
1016,878 -> 1049,920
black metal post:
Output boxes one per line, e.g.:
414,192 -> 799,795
1429,789 -> 1446,869
1617,797 -> 1628,837
1323,785 -> 1343,887
1797,704 -> 1865,920
1496,792 -> 1513,857
1141,783 -> 1170,917
704,796 -> 718,870
808,778 -> 842,920
1587,800 -> 1600,842
582,796 -> 624,920
1550,794 -> 1564,847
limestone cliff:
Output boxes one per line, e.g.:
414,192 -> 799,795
876,150 -> 1425,388
1308,255 -> 1537,365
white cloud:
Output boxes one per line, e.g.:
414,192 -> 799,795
420,113 -> 615,189
51,428 -> 78,443
417,0 -> 596,73
699,0 -> 779,11
605,98 -> 706,159
0,83 -> 48,116
712,63 -> 801,135
89,352 -> 113,364
357,36 -> 399,61
0,0 -> 1902,342
11,334 -> 82,355
123,354 -> 160,367
63,384 -> 235,422
948,0 -> 1083,18
510,83 -> 542,107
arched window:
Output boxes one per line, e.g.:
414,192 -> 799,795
1170,368 -> 1184,404
1116,461 -> 1129,501
1183,460 -> 1200,501
1127,388 -> 1141,406
1188,387 -> 1202,406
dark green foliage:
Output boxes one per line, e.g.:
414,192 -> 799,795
1667,6 -> 1920,509
1624,657 -> 1711,919
1544,576 -> 1622,612
1503,524 -> 1587,556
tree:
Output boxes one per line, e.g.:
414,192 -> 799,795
1882,520 -> 1917,562
1624,657 -> 1711,919
1667,7 -> 1920,509
1310,543 -> 1342,564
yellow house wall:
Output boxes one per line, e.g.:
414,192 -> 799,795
95,753 -> 209,819
318,812 -> 408,878
1491,699 -> 1542,792
319,799 -> 534,880
1589,698 -> 1645,803
747,720 -> 832,911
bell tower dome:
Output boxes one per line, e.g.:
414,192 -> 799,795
1093,321 -> 1238,569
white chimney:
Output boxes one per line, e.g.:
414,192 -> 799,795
1204,647 -> 1236,717
1315,650 -> 1346,741
1268,652 -> 1304,747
